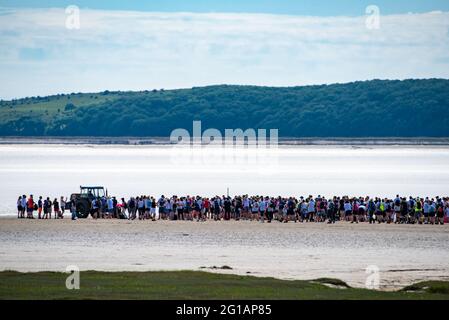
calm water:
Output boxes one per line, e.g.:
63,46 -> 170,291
1,144 -> 449,215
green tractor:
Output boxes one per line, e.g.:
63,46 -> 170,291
69,186 -> 107,218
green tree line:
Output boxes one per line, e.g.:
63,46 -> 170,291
0,79 -> 448,137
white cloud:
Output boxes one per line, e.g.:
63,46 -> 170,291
0,8 -> 448,99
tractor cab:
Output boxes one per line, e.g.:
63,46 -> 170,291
80,186 -> 107,199
69,186 -> 109,218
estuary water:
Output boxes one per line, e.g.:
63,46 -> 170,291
1,144 -> 449,215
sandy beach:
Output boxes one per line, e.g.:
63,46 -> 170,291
1,218 -> 448,290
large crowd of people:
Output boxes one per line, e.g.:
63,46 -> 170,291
17,194 -> 449,225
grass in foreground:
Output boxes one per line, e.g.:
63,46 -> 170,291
0,271 -> 448,300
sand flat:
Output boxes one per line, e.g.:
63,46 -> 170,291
0,218 -> 448,290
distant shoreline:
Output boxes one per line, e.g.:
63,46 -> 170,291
1,136 -> 449,146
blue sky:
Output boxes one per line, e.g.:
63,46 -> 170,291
1,0 -> 449,15
0,1 -> 449,99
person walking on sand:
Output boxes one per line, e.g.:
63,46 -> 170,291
212,197 -> 221,221
17,196 -> 22,219
127,197 -> 136,220
176,197 -> 184,221
307,197 -> 315,222
37,196 -> 43,219
222,197 -> 231,221
53,198 -> 62,219
443,198 -> 449,223
150,197 -> 157,221
60,196 -> 66,215
120,198 -> 128,219
368,198 -> 376,224
107,197 -> 114,219
20,195 -> 27,218
429,199 -> 436,225
42,197 -> 48,219
327,198 -> 336,224
46,197 -> 53,219
415,197 -> 423,224
26,195 -> 35,219
70,198 -> 77,220
91,197 -> 98,219
344,199 -> 352,223
436,197 -> 445,225
258,197 -> 266,223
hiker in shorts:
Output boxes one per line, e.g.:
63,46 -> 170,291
344,200 -> 352,222
158,196 -> 166,220
356,203 -> 366,224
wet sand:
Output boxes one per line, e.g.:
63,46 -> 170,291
0,218 -> 448,290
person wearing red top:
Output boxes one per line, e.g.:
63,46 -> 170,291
203,198 -> 211,219
26,195 -> 35,219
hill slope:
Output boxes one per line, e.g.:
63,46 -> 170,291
1,79 -> 448,137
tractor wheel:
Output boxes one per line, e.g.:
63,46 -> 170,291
76,201 -> 90,219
